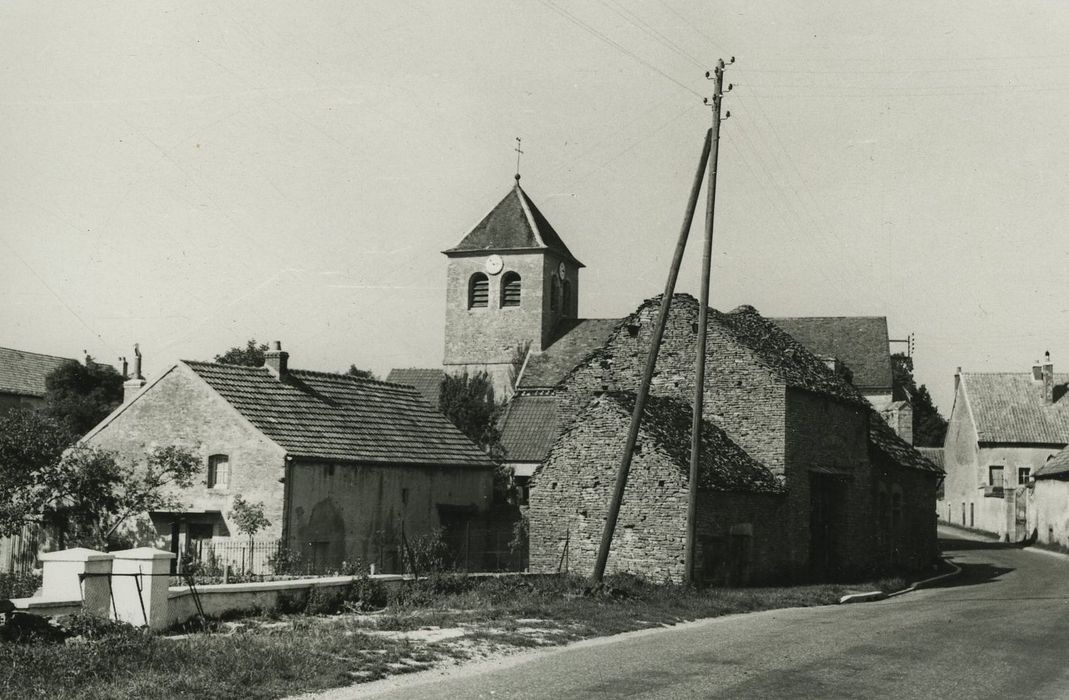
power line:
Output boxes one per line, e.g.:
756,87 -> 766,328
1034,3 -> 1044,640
535,0 -> 702,98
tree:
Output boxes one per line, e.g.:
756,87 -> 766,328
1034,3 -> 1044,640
43,359 -> 124,437
344,365 -> 376,380
891,353 -> 948,447
0,408 -> 200,547
228,495 -> 271,540
438,371 -> 503,457
215,339 -> 269,367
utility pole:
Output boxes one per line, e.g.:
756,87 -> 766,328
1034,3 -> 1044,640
591,128 -> 713,585
684,58 -> 733,586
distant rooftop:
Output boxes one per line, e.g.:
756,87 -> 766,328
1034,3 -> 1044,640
0,346 -> 79,398
771,316 -> 893,392
960,372 -> 1069,445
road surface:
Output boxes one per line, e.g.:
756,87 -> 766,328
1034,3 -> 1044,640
325,528 -> 1069,699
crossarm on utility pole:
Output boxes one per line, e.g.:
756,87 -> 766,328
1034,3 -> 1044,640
591,128 -> 713,585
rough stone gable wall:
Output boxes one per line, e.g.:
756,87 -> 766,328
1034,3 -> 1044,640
556,301 -> 788,475
528,400 -> 692,582
84,366 -> 288,540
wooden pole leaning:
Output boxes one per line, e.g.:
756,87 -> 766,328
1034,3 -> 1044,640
591,128 -> 713,584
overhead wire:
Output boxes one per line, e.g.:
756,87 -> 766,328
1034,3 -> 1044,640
534,0 -> 702,98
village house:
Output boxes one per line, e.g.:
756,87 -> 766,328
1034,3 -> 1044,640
0,346 -> 81,413
81,343 -> 497,573
940,355 -> 1069,541
525,295 -> 941,583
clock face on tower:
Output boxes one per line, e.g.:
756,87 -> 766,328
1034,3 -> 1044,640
485,254 -> 503,275
557,261 -> 567,278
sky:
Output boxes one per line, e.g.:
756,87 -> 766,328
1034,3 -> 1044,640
3,1 -> 1069,414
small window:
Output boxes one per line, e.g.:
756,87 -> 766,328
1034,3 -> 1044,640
989,465 -> 1005,489
468,273 -> 489,309
1018,467 -> 1031,485
401,488 -> 409,506
562,280 -> 572,316
501,271 -> 521,307
207,454 -> 230,489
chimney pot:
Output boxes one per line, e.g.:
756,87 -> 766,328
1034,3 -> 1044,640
123,344 -> 146,403
1042,353 -> 1055,404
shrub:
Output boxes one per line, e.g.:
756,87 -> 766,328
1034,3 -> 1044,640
0,572 -> 42,599
58,612 -> 141,641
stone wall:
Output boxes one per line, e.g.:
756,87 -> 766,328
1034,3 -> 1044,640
555,300 -> 788,475
528,398 -> 692,582
287,460 -> 494,573
84,364 -> 288,542
1031,478 -> 1069,548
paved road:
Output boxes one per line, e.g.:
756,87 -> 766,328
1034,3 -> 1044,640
332,528 -> 1069,699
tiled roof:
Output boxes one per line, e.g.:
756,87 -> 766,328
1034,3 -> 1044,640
961,372 -> 1069,444
444,184 -> 583,266
915,447 -> 945,471
771,316 -> 893,391
519,318 -> 620,389
499,394 -> 559,462
385,368 -> 445,409
185,361 -> 493,467
558,392 -> 783,493
1035,448 -> 1069,479
0,347 -> 78,397
869,413 -> 943,474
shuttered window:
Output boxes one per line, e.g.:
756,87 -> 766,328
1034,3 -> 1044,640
207,454 -> 230,489
501,272 -> 521,307
469,273 -> 489,308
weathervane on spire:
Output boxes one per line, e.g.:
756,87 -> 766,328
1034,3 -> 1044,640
514,137 -> 524,181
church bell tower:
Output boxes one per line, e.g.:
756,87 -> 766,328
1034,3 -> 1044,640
442,178 -> 583,395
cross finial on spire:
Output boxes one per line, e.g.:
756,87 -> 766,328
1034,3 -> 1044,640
514,137 -> 524,182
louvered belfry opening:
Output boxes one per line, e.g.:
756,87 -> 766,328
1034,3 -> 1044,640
501,271 -> 521,307
469,272 -> 489,308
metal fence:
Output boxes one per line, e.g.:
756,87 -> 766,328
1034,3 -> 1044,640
0,524 -> 42,576
183,537 -> 285,577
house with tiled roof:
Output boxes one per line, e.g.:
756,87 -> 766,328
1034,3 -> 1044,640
385,368 -> 445,409
82,343 -> 496,573
526,294 -> 941,583
940,356 -> 1069,541
0,346 -> 79,412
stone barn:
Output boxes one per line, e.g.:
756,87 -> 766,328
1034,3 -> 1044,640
529,392 -> 785,584
519,295 -> 942,582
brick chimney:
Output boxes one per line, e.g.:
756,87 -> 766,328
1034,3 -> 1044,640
264,341 -> 289,380
123,343 -> 146,403
1043,351 -> 1054,404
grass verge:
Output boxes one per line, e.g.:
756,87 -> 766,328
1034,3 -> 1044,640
1,573 -> 889,699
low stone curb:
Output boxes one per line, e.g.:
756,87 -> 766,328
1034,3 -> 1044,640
838,557 -> 962,605
838,591 -> 885,604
